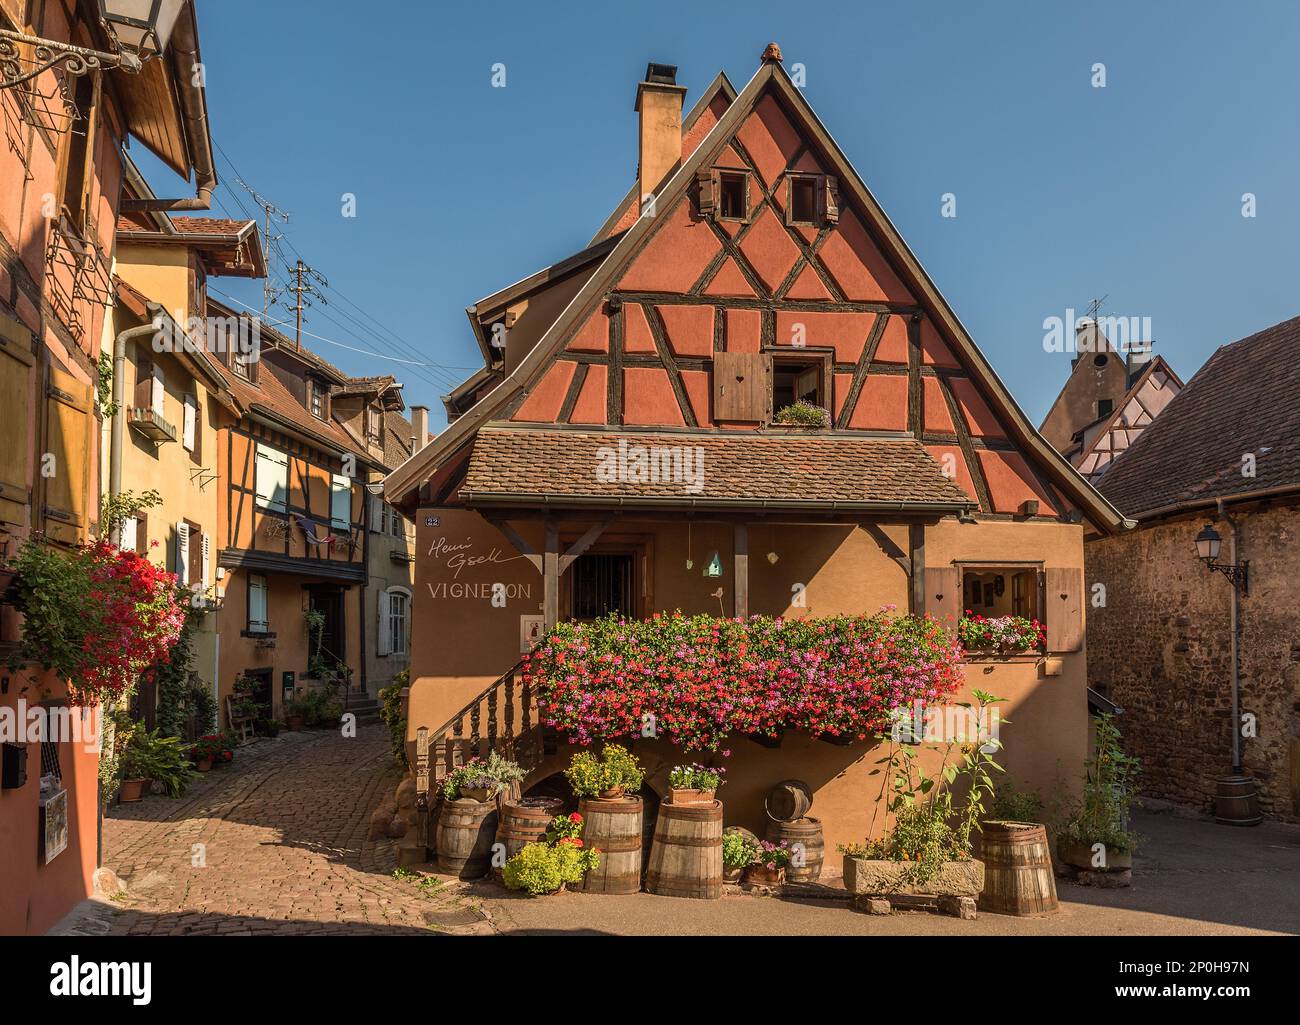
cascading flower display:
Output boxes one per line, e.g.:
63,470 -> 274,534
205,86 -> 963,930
525,609 -> 965,752
12,537 -> 187,705
957,613 -> 1045,653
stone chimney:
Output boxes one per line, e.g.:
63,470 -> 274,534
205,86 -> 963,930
635,62 -> 687,212
410,405 -> 429,454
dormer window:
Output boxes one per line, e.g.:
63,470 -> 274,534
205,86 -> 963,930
788,175 -> 817,224
309,378 -> 325,419
785,173 -> 839,226
366,405 -> 381,446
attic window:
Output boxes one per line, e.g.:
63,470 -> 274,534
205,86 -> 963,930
788,175 -> 817,224
772,355 -> 824,413
309,379 -> 324,419
719,172 -> 747,220
1096,398 -> 1114,418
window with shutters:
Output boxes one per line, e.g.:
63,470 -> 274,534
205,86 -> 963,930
932,563 -> 1083,655
247,574 -> 269,633
713,351 -> 773,422
174,521 -> 191,585
330,474 -> 351,530
772,354 -> 825,413
254,443 -> 289,512
119,515 -> 138,552
719,172 -> 747,220
185,520 -> 203,589
385,588 -> 410,656
390,506 -> 403,539
183,392 -> 199,454
788,174 -> 817,224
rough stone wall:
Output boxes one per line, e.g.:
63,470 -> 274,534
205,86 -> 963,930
1086,503 -> 1300,821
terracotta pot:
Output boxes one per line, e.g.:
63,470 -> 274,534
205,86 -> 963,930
746,864 -> 786,885
723,864 -> 745,883
194,757 -> 213,773
670,787 -> 715,806
598,786 -> 624,799
119,778 -> 147,803
285,715 -> 305,731
462,786 -> 494,803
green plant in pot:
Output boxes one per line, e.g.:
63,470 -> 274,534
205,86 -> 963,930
442,751 -> 526,802
118,727 -> 196,801
282,696 -> 307,731
668,762 -> 723,805
722,828 -> 759,883
564,744 -> 644,799
1057,713 -> 1141,874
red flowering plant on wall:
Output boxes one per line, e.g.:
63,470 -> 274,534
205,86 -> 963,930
957,613 -> 1045,654
10,537 -> 186,706
525,609 -> 965,752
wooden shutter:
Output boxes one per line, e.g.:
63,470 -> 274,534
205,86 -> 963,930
370,493 -> 383,533
821,175 -> 840,224
1045,567 -> 1084,652
924,566 -> 962,626
254,443 -> 288,511
135,511 -> 149,555
0,325 -> 34,526
249,575 -> 268,630
41,365 -> 92,544
713,351 -> 773,422
119,515 -> 137,551
696,168 -> 719,219
175,521 -> 190,585
182,393 -> 197,452
186,521 -> 203,587
134,359 -> 153,410
330,473 -> 351,529
200,533 -> 211,590
376,589 -> 391,656
151,363 -> 165,416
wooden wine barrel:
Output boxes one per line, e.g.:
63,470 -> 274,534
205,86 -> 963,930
978,821 -> 1058,916
1214,775 -> 1263,826
493,797 -> 564,878
436,798 -> 499,879
765,779 -> 813,822
765,816 -> 824,883
645,800 -> 723,899
579,795 -> 644,894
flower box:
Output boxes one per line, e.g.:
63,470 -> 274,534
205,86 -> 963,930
669,787 -> 714,806
842,856 -> 984,897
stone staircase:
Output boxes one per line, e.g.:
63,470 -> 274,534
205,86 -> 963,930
344,693 -> 382,726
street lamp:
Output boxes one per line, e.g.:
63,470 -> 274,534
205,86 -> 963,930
0,0 -> 184,92
1194,522 -> 1248,594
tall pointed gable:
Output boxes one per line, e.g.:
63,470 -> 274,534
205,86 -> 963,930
387,48 -> 1127,535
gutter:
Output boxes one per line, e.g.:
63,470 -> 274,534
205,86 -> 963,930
119,5 -> 217,212
459,491 -> 973,515
1131,483 -> 1300,524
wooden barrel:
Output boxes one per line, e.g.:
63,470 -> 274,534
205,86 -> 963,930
436,798 -> 499,879
645,800 -> 723,899
1214,775 -> 1263,826
765,817 -> 824,883
765,779 -> 813,822
979,821 -> 1058,915
493,797 -> 564,878
579,795 -> 644,894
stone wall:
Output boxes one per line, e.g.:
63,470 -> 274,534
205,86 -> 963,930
1086,502 -> 1300,820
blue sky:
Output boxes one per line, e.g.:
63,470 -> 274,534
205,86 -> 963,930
134,0 -> 1300,428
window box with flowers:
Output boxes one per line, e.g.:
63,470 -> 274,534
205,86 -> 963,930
668,762 -> 724,806
957,614 -> 1045,658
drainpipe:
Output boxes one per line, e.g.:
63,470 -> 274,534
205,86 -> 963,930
1218,498 -> 1242,774
108,322 -> 159,545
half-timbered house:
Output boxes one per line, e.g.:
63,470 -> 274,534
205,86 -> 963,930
386,46 -> 1130,863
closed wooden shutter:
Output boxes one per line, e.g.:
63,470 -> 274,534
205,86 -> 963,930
376,589 -> 390,656
175,521 -> 190,585
200,533 -> 211,590
182,393 -> 197,452
924,567 -> 962,626
370,493 -> 383,533
254,443 -> 288,511
119,515 -> 137,551
186,521 -> 202,587
135,511 -> 149,555
0,325 -> 35,526
42,365 -> 92,544
713,351 -> 773,422
330,473 -> 351,530
821,175 -> 840,224
695,168 -> 719,218
1045,567 -> 1084,652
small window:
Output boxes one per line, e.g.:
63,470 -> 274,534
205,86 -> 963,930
772,356 -> 823,413
390,507 -> 403,539
1096,398 -> 1114,418
789,176 -> 817,224
719,172 -> 747,219
330,473 -> 352,530
309,380 -> 324,419
388,591 -> 409,656
571,553 -> 635,620
366,406 -> 381,446
962,566 -> 1039,621
248,574 -> 269,633
232,351 -> 251,380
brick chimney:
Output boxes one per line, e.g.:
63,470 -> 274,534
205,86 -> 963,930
410,405 -> 429,454
635,63 -> 687,212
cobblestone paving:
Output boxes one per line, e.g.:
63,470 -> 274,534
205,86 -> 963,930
53,726 -> 493,936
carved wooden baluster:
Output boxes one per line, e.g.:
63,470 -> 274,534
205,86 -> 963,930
470,700 -> 481,759
451,714 -> 465,774
503,670 -> 516,751
487,679 -> 499,756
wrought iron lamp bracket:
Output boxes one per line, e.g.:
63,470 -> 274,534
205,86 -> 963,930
0,29 -> 141,90
1207,558 -> 1249,595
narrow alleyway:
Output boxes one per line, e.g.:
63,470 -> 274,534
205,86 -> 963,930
53,726 -> 492,936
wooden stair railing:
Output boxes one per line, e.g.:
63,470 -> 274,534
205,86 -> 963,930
412,659 -> 546,852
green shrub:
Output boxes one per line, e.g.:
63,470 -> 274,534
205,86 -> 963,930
119,727 -> 196,797
502,841 -> 599,895
987,780 -> 1044,824
563,744 -> 645,797
771,400 -> 831,427
722,829 -> 759,869
378,672 -> 409,768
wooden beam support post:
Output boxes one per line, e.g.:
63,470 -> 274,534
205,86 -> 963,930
734,522 -> 749,619
488,517 -> 542,574
543,518 -> 560,629
559,518 -> 612,574
908,523 -> 925,615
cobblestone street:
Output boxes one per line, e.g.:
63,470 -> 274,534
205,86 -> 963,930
52,726 -> 493,937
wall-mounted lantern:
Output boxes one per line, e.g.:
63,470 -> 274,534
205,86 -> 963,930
1194,523 -> 1248,594
703,550 -> 723,578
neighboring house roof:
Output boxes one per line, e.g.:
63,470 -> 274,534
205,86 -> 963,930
1097,315 -> 1300,519
331,374 -> 405,410
386,55 -> 1129,534
117,216 -> 267,278
207,298 -> 351,384
460,426 -> 974,511
382,410 -> 420,471
1064,355 -> 1183,470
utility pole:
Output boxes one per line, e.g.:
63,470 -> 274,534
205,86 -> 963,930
230,176 -> 289,318
286,258 -> 328,350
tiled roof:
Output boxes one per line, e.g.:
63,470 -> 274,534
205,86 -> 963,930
1097,315 -> 1300,517
461,426 -> 975,508
383,411 -> 415,470
167,217 -> 256,237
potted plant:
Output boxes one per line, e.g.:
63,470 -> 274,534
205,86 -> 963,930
957,614 -> 1045,655
668,762 -> 723,805
769,399 -> 831,430
118,727 -> 196,801
838,691 -> 1005,898
722,828 -> 759,883
283,697 -> 306,731
563,744 -> 644,799
1056,713 -> 1141,875
501,838 -> 601,896
745,840 -> 793,885
441,751 -> 526,803
191,735 -> 233,772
